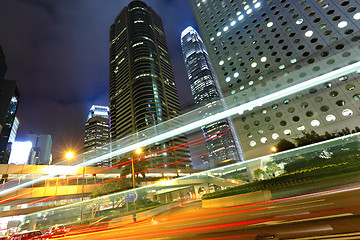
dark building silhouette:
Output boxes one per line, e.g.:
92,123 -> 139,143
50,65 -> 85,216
109,1 -> 192,170
0,46 -> 6,86
181,26 -> 243,168
0,80 -> 20,164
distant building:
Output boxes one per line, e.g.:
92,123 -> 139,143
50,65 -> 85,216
0,80 -> 20,164
181,26 -> 243,168
84,105 -> 110,167
8,141 -> 34,165
26,134 -> 52,165
109,0 -> 192,170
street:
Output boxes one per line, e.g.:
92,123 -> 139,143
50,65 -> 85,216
56,185 -> 360,239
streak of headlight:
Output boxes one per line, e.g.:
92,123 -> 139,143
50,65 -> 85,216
81,219 -> 272,240
1,62 -> 359,198
200,234 -> 257,240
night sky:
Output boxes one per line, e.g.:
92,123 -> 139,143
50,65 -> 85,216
0,0 -> 197,160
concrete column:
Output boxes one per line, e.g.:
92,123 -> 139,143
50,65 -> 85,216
28,214 -> 37,231
245,158 -> 262,182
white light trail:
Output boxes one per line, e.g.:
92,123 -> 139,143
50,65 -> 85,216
1,61 -> 360,198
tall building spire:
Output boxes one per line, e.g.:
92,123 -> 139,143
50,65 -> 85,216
181,26 -> 243,168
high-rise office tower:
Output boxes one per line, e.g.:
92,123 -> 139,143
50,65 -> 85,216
26,134 -> 52,165
109,0 -> 192,170
189,0 -> 360,159
0,80 -> 20,164
84,105 -> 110,167
181,26 -> 243,168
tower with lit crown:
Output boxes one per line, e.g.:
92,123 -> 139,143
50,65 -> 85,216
181,26 -> 243,168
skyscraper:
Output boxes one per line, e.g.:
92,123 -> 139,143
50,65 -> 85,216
84,105 -> 110,167
189,0 -> 360,159
181,26 -> 242,168
0,80 -> 20,164
109,0 -> 192,170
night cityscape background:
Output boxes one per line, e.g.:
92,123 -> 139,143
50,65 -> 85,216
0,0 -> 196,159
0,0 -> 360,238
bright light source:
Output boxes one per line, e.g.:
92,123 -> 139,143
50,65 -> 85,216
66,152 -> 74,159
135,148 -> 142,154
271,146 -> 277,152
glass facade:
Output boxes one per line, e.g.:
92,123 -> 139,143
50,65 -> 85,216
181,26 -> 243,168
109,0 -> 192,170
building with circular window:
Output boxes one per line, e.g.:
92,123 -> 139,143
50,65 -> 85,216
190,0 -> 360,159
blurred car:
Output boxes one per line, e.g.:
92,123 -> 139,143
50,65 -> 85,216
43,225 -> 67,239
9,230 -> 43,240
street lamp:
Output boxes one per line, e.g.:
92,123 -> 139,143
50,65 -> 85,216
271,146 -> 277,153
65,151 -> 74,160
132,147 -> 142,222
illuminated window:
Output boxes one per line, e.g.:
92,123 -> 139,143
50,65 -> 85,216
311,120 -> 320,127
326,115 -> 336,122
297,125 -> 305,131
342,109 -> 353,116
284,129 -> 292,135
338,21 -> 348,28
305,30 -> 313,37
272,133 -> 279,140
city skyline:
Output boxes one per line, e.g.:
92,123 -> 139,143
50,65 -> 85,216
0,0 -> 197,160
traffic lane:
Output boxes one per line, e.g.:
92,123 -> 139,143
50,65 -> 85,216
58,187 -> 360,239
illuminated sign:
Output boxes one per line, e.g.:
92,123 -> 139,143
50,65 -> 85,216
8,141 -> 33,165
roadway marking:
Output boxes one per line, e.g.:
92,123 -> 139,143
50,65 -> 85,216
284,212 -> 353,224
272,199 -> 326,208
162,218 -> 219,228
251,203 -> 333,216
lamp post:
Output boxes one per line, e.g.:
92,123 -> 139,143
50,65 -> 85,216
271,146 -> 277,153
132,147 -> 142,222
